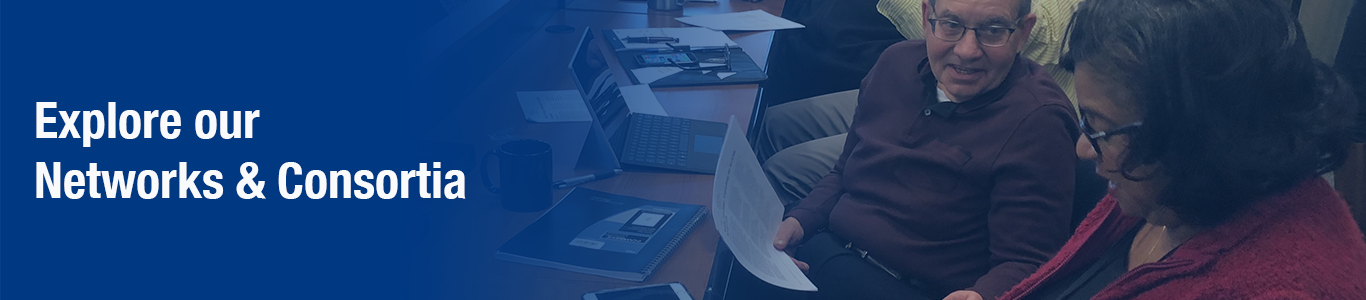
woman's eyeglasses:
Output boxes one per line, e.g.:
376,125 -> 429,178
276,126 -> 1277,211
1080,116 -> 1143,157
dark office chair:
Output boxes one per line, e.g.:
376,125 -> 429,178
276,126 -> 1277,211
704,159 -> 1113,300
703,240 -> 811,300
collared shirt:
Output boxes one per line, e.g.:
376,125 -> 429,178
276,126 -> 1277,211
786,39 -> 1079,300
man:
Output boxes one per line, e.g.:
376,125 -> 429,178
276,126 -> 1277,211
766,0 -> 1079,299
877,0 -> 1082,103
753,0 -> 1084,199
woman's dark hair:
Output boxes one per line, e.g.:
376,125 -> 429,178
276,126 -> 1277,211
1061,0 -> 1358,227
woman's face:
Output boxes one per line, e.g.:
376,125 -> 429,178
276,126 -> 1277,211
1074,64 -> 1176,224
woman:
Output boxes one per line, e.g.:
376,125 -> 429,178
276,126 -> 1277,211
995,0 -> 1366,299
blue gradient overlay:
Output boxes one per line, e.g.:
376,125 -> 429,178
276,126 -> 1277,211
3,0 -> 564,298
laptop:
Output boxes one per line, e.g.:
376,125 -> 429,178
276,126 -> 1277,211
569,27 -> 728,174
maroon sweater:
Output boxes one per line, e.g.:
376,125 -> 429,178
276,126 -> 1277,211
786,40 -> 1079,299
999,178 -> 1366,300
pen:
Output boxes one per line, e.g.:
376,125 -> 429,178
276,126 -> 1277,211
624,36 -> 679,43
552,169 -> 624,189
692,45 -> 736,52
664,43 -> 690,52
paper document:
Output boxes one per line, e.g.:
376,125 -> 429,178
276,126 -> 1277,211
619,84 -> 669,117
613,28 -> 739,50
676,10 -> 806,31
712,116 -> 819,291
716,72 -> 737,80
516,90 -> 592,123
631,67 -> 683,85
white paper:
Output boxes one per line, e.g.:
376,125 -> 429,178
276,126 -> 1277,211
675,10 -> 806,31
712,116 -> 819,291
716,72 -> 737,80
516,90 -> 592,123
613,28 -> 739,50
631,67 -> 683,85
619,84 -> 669,117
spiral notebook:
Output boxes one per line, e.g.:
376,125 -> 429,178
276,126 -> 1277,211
495,187 -> 709,282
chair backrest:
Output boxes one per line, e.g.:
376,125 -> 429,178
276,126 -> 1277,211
1073,159 -> 1109,231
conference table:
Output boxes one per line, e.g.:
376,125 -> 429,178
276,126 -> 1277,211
432,0 -> 786,298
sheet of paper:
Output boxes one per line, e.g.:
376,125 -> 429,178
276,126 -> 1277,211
675,10 -> 806,31
716,72 -> 737,80
613,28 -> 739,50
619,84 -> 669,117
515,90 -> 592,123
712,116 -> 819,291
631,67 -> 683,84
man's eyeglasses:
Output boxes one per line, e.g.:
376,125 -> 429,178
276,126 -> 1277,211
1080,116 -> 1143,157
925,17 -> 1019,47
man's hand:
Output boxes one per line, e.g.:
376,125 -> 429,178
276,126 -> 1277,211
773,217 -> 809,272
942,290 -> 983,300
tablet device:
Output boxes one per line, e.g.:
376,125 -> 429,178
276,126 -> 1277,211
583,282 -> 693,300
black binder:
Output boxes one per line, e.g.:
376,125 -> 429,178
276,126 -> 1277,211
603,29 -> 768,88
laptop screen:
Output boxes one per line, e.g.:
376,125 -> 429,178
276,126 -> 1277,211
568,27 -> 629,131
568,28 -> 630,169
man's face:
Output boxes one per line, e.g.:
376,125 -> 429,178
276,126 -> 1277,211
921,0 -> 1035,102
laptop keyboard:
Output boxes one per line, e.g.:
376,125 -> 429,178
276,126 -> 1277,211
623,114 -> 691,168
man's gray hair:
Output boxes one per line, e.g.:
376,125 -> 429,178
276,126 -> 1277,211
927,0 -> 1032,19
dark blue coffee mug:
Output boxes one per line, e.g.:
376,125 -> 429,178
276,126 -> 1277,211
480,139 -> 553,212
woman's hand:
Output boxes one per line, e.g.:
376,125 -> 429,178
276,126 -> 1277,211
942,290 -> 983,300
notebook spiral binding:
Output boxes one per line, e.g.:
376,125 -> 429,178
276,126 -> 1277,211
640,209 -> 710,279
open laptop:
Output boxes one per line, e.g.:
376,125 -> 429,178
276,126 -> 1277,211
569,27 -> 728,174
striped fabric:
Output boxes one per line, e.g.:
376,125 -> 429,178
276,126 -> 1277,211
876,0 -> 1082,106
